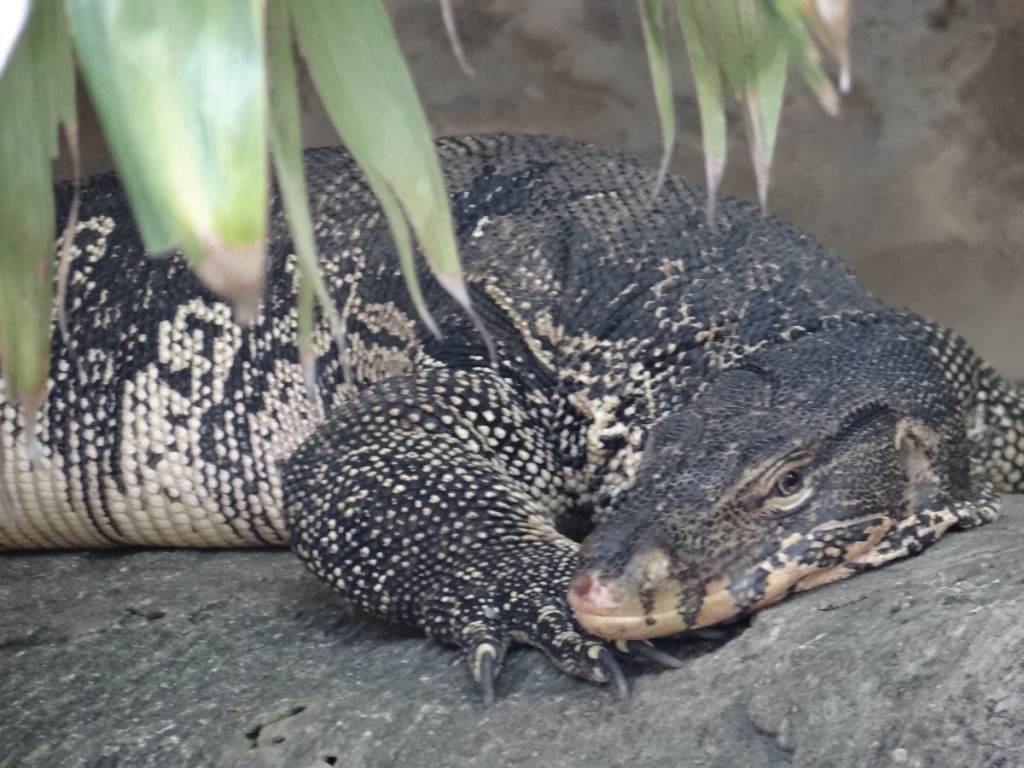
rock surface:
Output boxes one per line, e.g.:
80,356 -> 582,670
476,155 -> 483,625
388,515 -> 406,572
2,498 -> 1023,768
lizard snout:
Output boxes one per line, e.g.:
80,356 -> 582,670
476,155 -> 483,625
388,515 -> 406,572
569,547 -> 680,640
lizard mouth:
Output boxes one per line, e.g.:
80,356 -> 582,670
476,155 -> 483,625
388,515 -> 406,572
570,518 -> 896,641
568,569 -> 739,640
569,567 -> 832,641
568,545 -> 878,640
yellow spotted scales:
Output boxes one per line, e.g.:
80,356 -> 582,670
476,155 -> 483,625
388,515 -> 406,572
1,135 -> 1020,700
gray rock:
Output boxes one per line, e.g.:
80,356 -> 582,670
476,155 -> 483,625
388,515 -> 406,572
3,498 -> 1023,768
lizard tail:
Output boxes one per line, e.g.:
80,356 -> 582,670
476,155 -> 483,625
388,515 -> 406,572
969,364 -> 1024,492
916,317 -> 1024,492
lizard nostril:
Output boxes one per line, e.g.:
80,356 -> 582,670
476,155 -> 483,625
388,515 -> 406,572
569,570 -> 596,602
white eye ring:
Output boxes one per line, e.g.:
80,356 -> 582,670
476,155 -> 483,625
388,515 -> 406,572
772,484 -> 814,513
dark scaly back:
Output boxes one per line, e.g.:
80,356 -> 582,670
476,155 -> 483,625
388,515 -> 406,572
417,136 -> 1024,500
424,135 -> 883,356
405,135 -> 890,508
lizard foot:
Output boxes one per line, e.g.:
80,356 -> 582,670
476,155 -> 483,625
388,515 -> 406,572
420,576 -> 647,704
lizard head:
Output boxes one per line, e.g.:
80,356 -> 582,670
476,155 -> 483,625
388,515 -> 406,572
568,333 -> 968,640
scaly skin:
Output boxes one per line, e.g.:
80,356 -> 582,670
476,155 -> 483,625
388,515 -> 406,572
1,135 -> 1020,700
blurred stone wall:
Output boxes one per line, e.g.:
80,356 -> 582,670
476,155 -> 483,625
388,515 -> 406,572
60,0 -> 1024,377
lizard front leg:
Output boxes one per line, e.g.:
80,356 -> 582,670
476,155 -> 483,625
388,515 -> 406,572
281,365 -> 625,702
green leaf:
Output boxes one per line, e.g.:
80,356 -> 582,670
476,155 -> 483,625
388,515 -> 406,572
764,0 -> 839,115
290,0 -> 493,357
740,37 -> 788,211
672,0 -> 850,216
702,2 -> 775,96
639,0 -> 675,199
0,0 -> 75,416
646,0 -> 802,213
677,0 -> 728,221
700,0 -> 791,211
801,0 -> 851,93
64,0 -> 268,322
267,2 -> 349,388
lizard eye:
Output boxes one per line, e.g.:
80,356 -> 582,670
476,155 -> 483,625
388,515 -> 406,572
763,464 -> 814,516
775,469 -> 805,497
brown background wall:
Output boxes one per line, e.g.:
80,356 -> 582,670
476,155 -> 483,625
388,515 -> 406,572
60,0 -> 1024,378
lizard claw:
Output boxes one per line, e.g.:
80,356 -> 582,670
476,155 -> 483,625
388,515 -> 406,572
594,647 -> 629,701
477,646 -> 497,707
419,560 -> 637,702
619,639 -> 685,669
466,636 -> 509,707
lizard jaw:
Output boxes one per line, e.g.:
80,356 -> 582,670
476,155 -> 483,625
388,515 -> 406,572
569,569 -> 735,640
569,553 -> 882,641
570,518 -> 900,641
